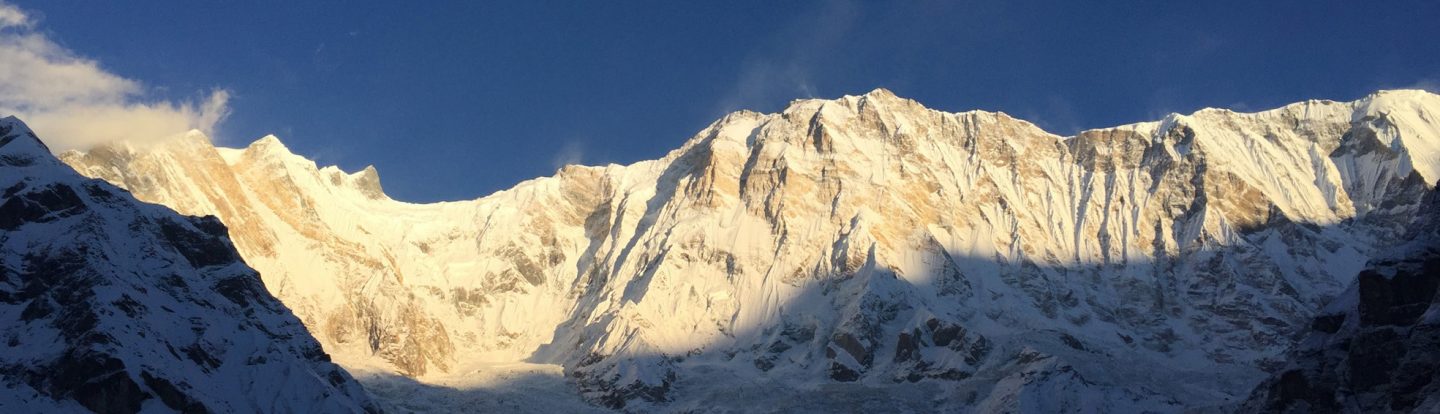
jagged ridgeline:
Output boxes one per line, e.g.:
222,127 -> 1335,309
60,89 -> 1440,411
0,117 -> 380,413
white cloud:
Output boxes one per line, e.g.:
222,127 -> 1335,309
0,2 -> 28,30
0,2 -> 230,151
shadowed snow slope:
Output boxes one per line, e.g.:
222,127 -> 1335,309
0,117 -> 380,413
1241,183 -> 1440,413
61,89 -> 1440,412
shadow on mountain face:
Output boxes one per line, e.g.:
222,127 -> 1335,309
39,90 -> 1440,411
516,197 -> 1424,412
344,107 -> 1433,411
0,119 -> 380,413
501,111 -> 1440,411
1240,185 -> 1440,413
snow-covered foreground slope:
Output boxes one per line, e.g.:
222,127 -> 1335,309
0,117 -> 380,413
62,89 -> 1440,412
351,360 -> 609,414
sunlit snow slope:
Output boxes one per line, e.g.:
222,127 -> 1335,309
62,89 -> 1440,412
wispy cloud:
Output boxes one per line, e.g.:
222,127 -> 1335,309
0,2 -> 26,29
550,140 -> 586,170
1408,77 -> 1440,94
1019,95 -> 1086,136
0,1 -> 230,151
713,0 -> 859,114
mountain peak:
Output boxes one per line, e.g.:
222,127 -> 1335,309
2,120 -> 381,413
1357,88 -> 1440,113
862,87 -> 897,99
251,134 -> 286,148
353,165 -> 385,199
0,116 -> 56,167
1367,88 -> 1439,99
778,88 -> 910,117
244,134 -> 296,159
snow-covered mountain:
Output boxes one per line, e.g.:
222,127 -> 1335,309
60,89 -> 1440,412
0,117 -> 380,413
1242,181 -> 1440,413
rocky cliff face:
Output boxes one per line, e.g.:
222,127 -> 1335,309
0,117 -> 380,413
1241,182 -> 1440,413
60,89 -> 1440,411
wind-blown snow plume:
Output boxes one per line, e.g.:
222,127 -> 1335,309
713,0 -> 856,114
551,139 -> 587,170
0,1 -> 230,152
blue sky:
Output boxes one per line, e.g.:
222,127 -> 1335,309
3,1 -> 1439,202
